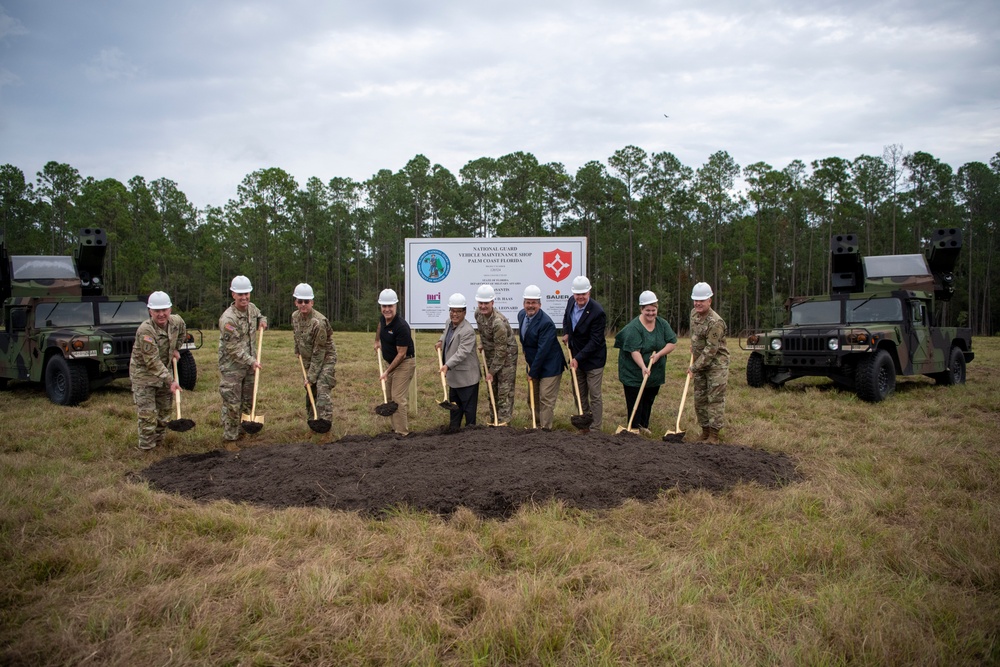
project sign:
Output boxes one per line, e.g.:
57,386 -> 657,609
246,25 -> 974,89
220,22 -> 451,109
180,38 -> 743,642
404,237 -> 588,329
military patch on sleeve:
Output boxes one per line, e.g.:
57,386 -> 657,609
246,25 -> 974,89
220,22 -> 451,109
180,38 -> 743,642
143,335 -> 155,344
222,334 -> 230,342
225,323 -> 236,332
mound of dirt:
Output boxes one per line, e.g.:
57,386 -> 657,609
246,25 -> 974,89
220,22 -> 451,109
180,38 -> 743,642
139,426 -> 800,519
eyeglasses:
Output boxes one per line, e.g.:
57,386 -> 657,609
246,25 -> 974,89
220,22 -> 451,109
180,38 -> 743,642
296,299 -> 311,304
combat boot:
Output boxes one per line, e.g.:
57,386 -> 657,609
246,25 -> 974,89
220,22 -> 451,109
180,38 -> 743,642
699,426 -> 711,442
706,428 -> 721,444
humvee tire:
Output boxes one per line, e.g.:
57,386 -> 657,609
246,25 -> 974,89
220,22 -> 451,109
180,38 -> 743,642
177,350 -> 197,391
933,346 -> 966,386
855,349 -> 896,403
45,356 -> 90,406
746,352 -> 768,388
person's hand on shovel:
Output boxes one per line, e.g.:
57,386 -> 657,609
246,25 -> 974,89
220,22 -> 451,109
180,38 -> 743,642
435,341 -> 448,376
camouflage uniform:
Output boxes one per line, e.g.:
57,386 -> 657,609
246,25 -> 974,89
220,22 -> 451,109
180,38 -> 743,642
293,308 -> 337,422
218,302 -> 267,441
689,307 -> 730,431
129,314 -> 186,450
475,308 -> 518,424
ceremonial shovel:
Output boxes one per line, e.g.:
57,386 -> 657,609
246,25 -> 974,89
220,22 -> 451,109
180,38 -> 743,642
298,354 -> 331,433
166,357 -> 195,432
436,346 -> 460,411
663,354 -> 693,443
374,350 -> 398,416
479,347 -> 505,426
240,327 -> 265,434
616,373 -> 648,435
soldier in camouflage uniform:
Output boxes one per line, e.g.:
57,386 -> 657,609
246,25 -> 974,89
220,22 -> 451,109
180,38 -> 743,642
688,282 -> 729,443
128,291 -> 186,451
219,275 -> 267,446
291,283 -> 337,423
474,284 -> 518,424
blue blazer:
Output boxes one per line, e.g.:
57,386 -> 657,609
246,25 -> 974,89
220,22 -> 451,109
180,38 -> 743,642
518,309 -> 565,379
562,297 -> 608,372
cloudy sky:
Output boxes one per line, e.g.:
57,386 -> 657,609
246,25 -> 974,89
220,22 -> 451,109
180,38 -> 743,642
1,0 -> 998,208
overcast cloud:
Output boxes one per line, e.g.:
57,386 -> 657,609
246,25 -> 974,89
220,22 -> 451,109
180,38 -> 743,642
1,0 -> 998,208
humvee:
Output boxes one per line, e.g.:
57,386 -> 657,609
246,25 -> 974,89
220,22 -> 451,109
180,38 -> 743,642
741,228 -> 973,402
0,228 -> 201,405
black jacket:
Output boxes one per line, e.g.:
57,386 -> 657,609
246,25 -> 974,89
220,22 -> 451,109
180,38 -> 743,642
562,297 -> 607,372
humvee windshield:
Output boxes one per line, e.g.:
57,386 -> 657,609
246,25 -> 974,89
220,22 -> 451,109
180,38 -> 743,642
34,302 -> 95,327
98,301 -> 148,324
32,300 -> 150,328
789,297 -> 903,325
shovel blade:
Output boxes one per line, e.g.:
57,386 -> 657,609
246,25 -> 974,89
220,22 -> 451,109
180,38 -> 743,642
375,401 -> 398,416
241,415 -> 264,434
571,413 -> 594,429
662,430 -> 685,443
438,400 -> 461,412
167,418 -> 196,432
308,418 -> 332,434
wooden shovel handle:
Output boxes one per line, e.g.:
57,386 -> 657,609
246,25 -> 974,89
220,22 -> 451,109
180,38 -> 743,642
480,347 -> 498,425
436,346 -> 448,399
298,354 -> 318,420
567,348 -> 584,415
376,350 -> 389,402
674,353 -> 694,432
527,364 -> 537,429
249,327 -> 263,419
172,356 -> 182,419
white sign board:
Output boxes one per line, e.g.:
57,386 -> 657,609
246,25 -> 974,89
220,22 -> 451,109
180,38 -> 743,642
404,237 -> 587,329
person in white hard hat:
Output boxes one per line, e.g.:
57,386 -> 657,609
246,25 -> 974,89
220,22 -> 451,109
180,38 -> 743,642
374,288 -> 414,436
292,283 -> 337,425
128,291 -> 187,450
688,282 -> 729,443
561,275 -> 607,431
474,283 -> 518,424
518,284 -> 565,429
613,290 -> 678,436
218,274 -> 267,447
436,293 -> 480,430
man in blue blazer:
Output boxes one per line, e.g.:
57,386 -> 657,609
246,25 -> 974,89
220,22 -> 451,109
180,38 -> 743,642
518,284 -> 565,429
562,275 -> 607,431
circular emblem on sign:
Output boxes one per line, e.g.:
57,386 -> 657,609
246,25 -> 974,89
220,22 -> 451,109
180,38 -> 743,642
417,249 -> 450,283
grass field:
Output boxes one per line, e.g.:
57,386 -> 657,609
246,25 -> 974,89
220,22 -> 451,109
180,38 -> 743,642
1,330 -> 998,666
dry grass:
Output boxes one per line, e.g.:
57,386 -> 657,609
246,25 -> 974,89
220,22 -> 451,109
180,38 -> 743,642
1,330 -> 998,666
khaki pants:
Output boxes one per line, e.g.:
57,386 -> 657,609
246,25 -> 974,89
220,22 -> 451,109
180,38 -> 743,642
575,366 -> 604,430
385,357 -> 415,435
527,374 -> 562,429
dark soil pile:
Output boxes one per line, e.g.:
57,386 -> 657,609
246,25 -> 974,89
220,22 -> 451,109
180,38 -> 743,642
139,426 -> 800,519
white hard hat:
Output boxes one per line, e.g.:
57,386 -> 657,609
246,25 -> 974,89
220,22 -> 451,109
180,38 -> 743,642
147,291 -> 172,309
475,284 -> 495,302
448,293 -> 467,308
571,276 -> 592,294
691,282 -> 713,300
639,290 -> 658,306
230,275 -> 253,294
378,288 -> 399,305
522,284 -> 542,300
293,283 -> 314,300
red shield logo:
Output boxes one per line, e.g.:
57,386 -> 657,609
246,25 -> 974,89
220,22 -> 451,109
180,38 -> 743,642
542,249 -> 572,282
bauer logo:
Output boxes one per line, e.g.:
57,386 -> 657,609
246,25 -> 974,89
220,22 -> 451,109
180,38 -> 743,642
417,249 -> 450,283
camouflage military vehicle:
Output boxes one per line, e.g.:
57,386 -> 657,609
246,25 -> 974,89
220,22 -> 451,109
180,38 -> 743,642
741,228 -> 973,402
0,228 -> 201,405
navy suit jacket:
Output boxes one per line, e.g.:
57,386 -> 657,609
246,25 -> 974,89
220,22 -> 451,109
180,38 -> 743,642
517,309 -> 565,379
562,297 -> 608,372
